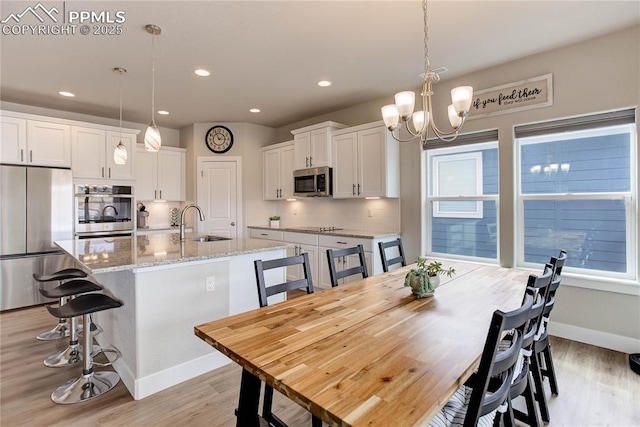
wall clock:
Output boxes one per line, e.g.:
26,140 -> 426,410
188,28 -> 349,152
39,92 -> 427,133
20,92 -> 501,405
205,125 -> 234,154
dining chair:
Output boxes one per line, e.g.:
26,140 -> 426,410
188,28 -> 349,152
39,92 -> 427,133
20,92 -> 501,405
508,264 -> 553,427
253,253 -> 322,427
326,244 -> 368,287
378,238 -> 406,272
531,250 -> 567,422
428,289 -> 534,427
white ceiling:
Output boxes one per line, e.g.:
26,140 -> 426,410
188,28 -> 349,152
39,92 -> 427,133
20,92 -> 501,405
1,1 -> 638,130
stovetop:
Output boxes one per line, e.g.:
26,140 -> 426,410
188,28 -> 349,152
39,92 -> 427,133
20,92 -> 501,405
290,226 -> 344,233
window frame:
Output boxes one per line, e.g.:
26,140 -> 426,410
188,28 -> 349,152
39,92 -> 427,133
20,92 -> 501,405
426,141 -> 500,262
515,123 -> 637,280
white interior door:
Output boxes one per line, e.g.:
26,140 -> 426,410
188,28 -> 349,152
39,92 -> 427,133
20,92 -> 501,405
197,160 -> 239,238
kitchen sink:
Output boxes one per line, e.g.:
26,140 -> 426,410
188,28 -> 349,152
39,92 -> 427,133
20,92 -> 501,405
187,235 -> 232,242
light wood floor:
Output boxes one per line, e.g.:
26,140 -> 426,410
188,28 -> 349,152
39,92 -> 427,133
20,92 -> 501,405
1,305 -> 639,426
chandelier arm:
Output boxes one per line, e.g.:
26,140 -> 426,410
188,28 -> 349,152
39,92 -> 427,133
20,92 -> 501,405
389,125 -> 424,143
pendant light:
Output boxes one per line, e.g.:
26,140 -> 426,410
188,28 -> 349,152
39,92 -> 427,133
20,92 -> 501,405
113,67 -> 128,165
144,24 -> 162,152
381,0 -> 473,145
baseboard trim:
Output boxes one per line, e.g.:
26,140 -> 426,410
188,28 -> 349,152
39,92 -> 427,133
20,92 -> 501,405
132,352 -> 232,400
549,321 -> 640,354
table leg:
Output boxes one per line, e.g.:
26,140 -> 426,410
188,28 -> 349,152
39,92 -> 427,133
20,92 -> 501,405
236,368 -> 261,427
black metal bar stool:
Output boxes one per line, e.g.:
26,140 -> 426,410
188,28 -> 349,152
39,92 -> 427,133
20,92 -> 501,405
47,293 -> 123,404
33,268 -> 88,341
40,279 -> 103,368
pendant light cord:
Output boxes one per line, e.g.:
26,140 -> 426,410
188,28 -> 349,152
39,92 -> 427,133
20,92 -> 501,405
151,31 -> 156,124
119,70 -> 123,140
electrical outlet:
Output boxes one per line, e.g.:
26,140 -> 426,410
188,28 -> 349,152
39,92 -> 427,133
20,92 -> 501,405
293,208 -> 297,215
205,276 -> 215,292
368,208 -> 373,217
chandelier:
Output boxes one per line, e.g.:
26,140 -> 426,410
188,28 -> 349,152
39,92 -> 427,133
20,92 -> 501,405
144,24 -> 162,152
381,0 -> 473,144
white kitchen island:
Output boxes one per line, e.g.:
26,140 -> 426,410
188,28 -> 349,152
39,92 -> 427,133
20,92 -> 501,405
55,233 -> 290,400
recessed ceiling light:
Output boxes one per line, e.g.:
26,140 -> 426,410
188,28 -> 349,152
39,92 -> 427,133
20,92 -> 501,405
317,80 -> 331,87
157,110 -> 169,115
194,69 -> 210,77
58,91 -> 75,97
249,108 -> 260,113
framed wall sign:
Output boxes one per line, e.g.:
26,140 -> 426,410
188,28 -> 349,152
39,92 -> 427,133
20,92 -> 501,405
467,74 -> 553,120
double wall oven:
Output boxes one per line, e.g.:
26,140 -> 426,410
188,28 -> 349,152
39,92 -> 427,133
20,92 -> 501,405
75,184 -> 134,238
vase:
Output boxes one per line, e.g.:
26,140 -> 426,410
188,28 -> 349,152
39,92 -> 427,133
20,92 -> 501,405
429,275 -> 440,289
270,220 -> 280,229
409,275 -> 434,298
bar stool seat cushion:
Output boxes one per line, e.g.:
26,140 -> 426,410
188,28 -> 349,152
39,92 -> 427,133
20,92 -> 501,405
46,293 -> 122,319
33,268 -> 87,283
39,279 -> 102,299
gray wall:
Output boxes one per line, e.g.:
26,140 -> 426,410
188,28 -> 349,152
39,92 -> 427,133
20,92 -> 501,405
274,25 -> 640,352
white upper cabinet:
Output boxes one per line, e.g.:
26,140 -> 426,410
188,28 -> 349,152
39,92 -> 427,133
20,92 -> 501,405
72,127 -> 138,181
135,145 -> 185,201
263,141 -> 295,200
0,115 -> 26,164
291,121 -> 347,170
1,113 -> 71,167
331,122 -> 399,199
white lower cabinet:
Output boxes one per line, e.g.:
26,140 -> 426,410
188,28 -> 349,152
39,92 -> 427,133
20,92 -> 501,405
317,235 -> 374,289
282,232 -> 319,284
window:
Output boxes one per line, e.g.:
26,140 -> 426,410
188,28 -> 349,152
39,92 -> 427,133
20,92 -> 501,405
515,110 -> 636,279
426,133 -> 499,261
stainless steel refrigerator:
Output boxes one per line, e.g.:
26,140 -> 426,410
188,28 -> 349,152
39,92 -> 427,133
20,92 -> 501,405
1,165 -> 75,311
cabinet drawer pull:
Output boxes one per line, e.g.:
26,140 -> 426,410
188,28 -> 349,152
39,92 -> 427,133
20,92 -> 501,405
336,241 -> 347,245
159,190 -> 162,199
108,168 -> 111,179
155,190 -> 157,199
102,167 -> 105,178
352,184 -> 356,196
29,150 -> 33,163
260,233 -> 268,236
357,183 -> 361,195
309,156 -> 313,166
20,149 -> 24,162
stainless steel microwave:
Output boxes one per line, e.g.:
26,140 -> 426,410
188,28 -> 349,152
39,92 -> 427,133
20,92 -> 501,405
293,166 -> 332,197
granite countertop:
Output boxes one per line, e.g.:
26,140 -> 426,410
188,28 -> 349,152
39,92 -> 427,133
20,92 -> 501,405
56,233 -> 290,274
248,225 -> 400,239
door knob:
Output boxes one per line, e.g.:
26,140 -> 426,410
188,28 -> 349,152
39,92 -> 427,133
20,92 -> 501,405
230,222 -> 236,226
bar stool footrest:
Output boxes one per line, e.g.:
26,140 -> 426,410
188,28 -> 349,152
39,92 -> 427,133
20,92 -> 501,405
92,347 -> 122,367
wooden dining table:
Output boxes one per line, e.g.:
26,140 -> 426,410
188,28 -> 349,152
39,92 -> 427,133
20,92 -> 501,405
194,260 -> 531,427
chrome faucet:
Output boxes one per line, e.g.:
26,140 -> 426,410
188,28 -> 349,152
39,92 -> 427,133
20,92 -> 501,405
101,205 -> 119,219
180,204 -> 205,241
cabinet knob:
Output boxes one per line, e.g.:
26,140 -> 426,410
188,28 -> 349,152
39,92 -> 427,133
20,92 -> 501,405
231,222 -> 236,226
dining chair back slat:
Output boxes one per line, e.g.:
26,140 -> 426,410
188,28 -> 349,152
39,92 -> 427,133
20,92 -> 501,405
326,245 -> 368,287
378,238 -> 406,273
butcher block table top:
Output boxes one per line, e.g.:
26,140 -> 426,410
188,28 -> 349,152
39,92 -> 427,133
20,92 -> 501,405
194,260 -> 531,426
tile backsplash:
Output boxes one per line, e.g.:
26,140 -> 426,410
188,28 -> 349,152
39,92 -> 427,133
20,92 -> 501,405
137,201 -> 182,229
270,198 -> 400,232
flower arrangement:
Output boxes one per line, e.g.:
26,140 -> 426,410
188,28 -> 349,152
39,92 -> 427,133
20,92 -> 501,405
404,258 -> 455,298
